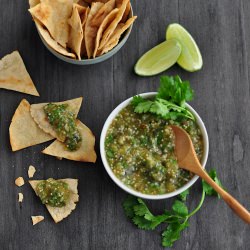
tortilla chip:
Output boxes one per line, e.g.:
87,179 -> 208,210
84,0 -> 109,3
15,177 -> 25,187
0,51 -> 39,96
29,0 -> 73,48
93,8 -> 119,58
31,216 -> 44,225
28,165 -> 36,178
85,0 -> 116,58
98,0 -> 129,50
68,4 -> 85,60
29,179 -> 79,223
115,0 -> 122,7
30,97 -> 83,141
100,16 -> 136,55
35,20 -> 76,59
120,1 -> 130,23
9,99 -> 53,151
80,7 -> 90,57
18,193 -> 24,203
99,37 -> 119,56
92,0 -> 115,25
74,4 -> 88,21
75,0 -> 89,7
29,0 -> 40,8
42,121 -> 97,163
84,2 -> 104,58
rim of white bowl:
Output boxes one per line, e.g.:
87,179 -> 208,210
36,7 -> 134,65
100,92 -> 209,200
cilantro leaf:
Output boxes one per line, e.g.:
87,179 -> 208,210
179,189 -> 189,201
202,169 -> 223,198
131,75 -> 195,121
172,200 -> 188,217
122,168 -> 223,248
123,197 -> 169,230
162,221 -> 189,247
132,97 -> 195,121
133,198 -> 154,217
132,216 -> 157,230
149,99 -> 170,117
157,98 -> 195,120
123,196 -> 139,218
133,214 -> 169,230
132,198 -> 169,230
157,75 -> 194,106
131,96 -> 146,107
134,100 -> 153,114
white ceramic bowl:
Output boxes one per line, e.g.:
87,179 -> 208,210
36,7 -> 134,65
100,92 -> 209,200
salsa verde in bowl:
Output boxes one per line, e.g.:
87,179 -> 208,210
100,92 -> 209,200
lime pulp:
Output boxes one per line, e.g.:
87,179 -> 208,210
166,23 -> 203,72
134,39 -> 182,76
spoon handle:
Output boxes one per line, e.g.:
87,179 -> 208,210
196,167 -> 250,224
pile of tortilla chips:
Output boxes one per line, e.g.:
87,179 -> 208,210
9,97 -> 97,163
28,0 -> 137,59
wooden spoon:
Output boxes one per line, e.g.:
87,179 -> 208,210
171,125 -> 250,224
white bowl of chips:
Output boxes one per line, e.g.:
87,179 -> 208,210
29,0 -> 137,65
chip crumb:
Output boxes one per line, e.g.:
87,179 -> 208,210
28,165 -> 36,178
31,216 -> 44,225
15,177 -> 25,187
18,193 -> 24,203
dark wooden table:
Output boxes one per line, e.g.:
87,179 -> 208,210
0,0 -> 249,249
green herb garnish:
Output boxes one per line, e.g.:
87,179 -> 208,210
131,75 -> 195,121
202,169 -> 223,198
123,169 -> 223,248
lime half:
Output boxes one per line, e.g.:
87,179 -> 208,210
166,23 -> 203,72
134,39 -> 182,76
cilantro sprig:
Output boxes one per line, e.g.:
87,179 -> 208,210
131,75 -> 195,121
123,169 -> 223,248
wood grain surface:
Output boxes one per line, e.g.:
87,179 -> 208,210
0,0 -> 249,249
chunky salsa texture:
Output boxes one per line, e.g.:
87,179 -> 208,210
36,178 -> 70,207
44,103 -> 82,151
105,105 -> 203,195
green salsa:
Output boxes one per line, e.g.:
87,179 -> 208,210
44,103 -> 82,151
105,105 -> 203,195
36,178 -> 70,207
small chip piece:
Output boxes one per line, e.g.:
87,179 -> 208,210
28,165 -> 36,178
15,177 -> 25,187
18,193 -> 24,203
31,216 -> 44,225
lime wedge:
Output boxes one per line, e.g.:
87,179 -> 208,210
166,23 -> 203,72
134,39 -> 182,76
